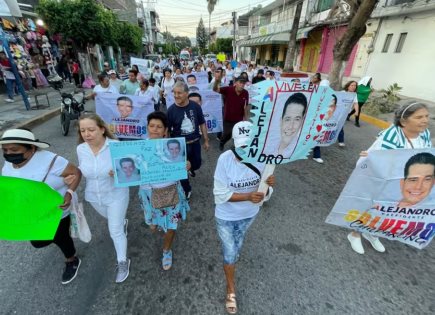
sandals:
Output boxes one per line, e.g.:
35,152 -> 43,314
225,293 -> 237,314
162,250 -> 172,271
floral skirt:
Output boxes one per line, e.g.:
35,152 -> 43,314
139,182 -> 190,232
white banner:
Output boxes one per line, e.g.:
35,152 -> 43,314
95,93 -> 154,139
326,149 -> 435,249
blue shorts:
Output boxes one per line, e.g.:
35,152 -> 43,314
215,216 -> 257,265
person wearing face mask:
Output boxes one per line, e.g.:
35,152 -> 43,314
213,121 -> 275,315
0,128 -> 82,285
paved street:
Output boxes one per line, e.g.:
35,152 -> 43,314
0,107 -> 434,315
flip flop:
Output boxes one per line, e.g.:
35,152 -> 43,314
162,250 -> 172,271
225,293 -> 237,314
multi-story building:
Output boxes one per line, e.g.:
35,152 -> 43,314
137,0 -> 162,54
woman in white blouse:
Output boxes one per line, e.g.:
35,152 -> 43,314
75,114 -> 130,283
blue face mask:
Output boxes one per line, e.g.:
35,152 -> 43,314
235,147 -> 245,157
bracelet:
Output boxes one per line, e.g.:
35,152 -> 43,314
66,189 -> 74,196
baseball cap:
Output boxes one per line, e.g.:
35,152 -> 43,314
232,121 -> 253,148
235,76 -> 247,83
107,70 -> 116,75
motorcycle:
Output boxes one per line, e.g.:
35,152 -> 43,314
48,74 -> 86,136
60,91 -> 85,136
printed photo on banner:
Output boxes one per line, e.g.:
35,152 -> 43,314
315,92 -> 355,147
109,138 -> 188,187
240,80 -> 333,164
96,93 -> 154,139
182,71 -> 209,85
325,149 -> 435,249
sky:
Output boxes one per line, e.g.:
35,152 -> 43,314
153,0 -> 276,38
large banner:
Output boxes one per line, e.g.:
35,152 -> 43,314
109,138 -> 188,187
315,91 -> 355,146
326,149 -> 435,249
165,89 -> 223,133
239,80 -> 334,164
96,93 -> 154,139
130,57 -> 151,75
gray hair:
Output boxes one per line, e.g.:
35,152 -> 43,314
394,102 -> 428,127
173,81 -> 189,93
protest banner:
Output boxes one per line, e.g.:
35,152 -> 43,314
164,89 -> 223,133
182,71 -> 209,85
0,176 -> 63,241
130,57 -> 151,75
239,79 -> 334,164
96,93 -> 154,139
325,149 -> 435,249
109,138 -> 188,187
315,92 -> 355,147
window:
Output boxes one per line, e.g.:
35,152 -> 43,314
382,34 -> 393,53
395,33 -> 407,53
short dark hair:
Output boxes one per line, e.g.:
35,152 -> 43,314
119,157 -> 135,167
282,93 -> 308,118
141,79 -> 149,87
116,96 -> 133,106
147,111 -> 168,129
188,92 -> 202,101
129,69 -> 138,76
98,74 -> 107,82
149,78 -> 156,84
187,74 -> 196,80
404,152 -> 435,178
166,139 -> 180,149
266,70 -> 275,76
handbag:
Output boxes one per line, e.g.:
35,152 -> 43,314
70,193 -> 92,243
151,184 -> 179,209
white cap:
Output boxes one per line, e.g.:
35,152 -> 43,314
232,121 -> 253,148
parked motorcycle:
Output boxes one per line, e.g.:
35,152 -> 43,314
60,91 -> 85,136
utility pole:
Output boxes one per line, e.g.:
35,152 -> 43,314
283,1 -> 302,72
232,11 -> 236,60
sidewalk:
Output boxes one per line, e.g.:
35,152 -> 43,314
0,83 -> 86,134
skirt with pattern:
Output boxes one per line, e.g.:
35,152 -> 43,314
139,182 -> 190,232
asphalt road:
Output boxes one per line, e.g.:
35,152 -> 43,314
0,106 -> 434,315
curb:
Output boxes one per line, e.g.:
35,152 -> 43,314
0,107 -> 60,136
359,113 -> 390,129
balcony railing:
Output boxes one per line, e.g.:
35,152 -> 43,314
250,20 -> 293,38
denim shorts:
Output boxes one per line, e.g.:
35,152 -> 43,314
215,216 -> 257,265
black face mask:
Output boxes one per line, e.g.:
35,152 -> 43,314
3,153 -> 27,165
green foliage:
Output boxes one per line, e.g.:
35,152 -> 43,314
196,18 -> 207,54
364,83 -> 403,116
215,38 -> 233,54
37,0 -> 142,51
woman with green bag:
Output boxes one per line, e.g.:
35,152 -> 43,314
347,76 -> 372,127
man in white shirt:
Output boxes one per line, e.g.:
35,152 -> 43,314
86,74 -> 118,100
108,70 -> 123,93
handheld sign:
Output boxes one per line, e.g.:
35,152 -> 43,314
0,176 -> 63,241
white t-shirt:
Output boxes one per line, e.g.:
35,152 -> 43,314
77,138 -> 129,204
214,150 -> 265,221
2,150 -> 70,218
161,77 -> 175,96
93,84 -> 118,94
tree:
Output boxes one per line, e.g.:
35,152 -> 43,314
328,0 -> 379,90
37,0 -> 142,52
196,18 -> 207,54
215,38 -> 232,54
283,1 -> 303,72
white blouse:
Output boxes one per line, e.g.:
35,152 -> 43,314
77,138 -> 129,204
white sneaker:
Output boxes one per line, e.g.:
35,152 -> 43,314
362,233 -> 385,252
338,142 -> 345,147
313,158 -> 324,164
5,98 -> 14,103
347,233 -> 364,254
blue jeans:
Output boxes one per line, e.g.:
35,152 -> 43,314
5,78 -> 15,99
313,146 -> 321,158
215,216 -> 257,265
338,128 -> 344,143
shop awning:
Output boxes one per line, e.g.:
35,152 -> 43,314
238,32 -> 291,47
297,26 -> 316,40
